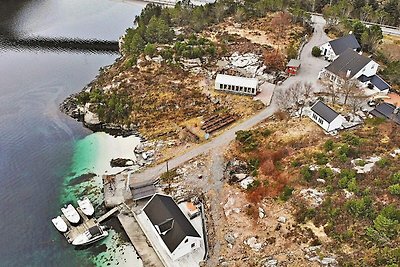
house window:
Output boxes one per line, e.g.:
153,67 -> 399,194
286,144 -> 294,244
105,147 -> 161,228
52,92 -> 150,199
252,88 -> 255,94
219,84 -> 223,89
318,118 -> 324,125
371,64 -> 374,69
312,114 -> 317,120
185,238 -> 188,243
191,243 -> 195,248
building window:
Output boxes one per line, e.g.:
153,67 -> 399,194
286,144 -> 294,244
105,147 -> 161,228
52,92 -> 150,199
191,243 -> 195,248
219,84 -> 223,89
223,84 -> 227,89
312,114 -> 317,120
185,238 -> 188,243
371,64 -> 374,69
252,88 -> 255,94
318,118 -> 324,125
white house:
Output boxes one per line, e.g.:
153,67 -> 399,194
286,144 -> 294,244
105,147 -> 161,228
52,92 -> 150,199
308,100 -> 345,132
319,34 -> 361,61
215,74 -> 258,96
319,48 -> 381,87
142,194 -> 202,261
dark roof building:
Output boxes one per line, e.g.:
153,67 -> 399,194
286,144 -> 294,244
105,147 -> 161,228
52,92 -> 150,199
325,48 -> 371,79
357,74 -> 390,91
370,103 -> 400,125
311,101 -> 340,123
143,194 -> 200,254
329,34 -> 361,55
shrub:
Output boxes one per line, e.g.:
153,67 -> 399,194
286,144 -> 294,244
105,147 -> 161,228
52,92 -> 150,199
279,185 -> 294,201
377,157 -> 390,168
261,128 -> 272,137
247,179 -> 261,191
324,139 -> 334,151
343,133 -> 361,146
388,184 -> 400,196
318,167 -> 334,180
345,196 -> 373,218
392,173 -> 400,184
236,130 -> 253,143
355,159 -> 366,166
311,46 -> 321,57
144,43 -> 156,57
347,178 -> 359,193
315,152 -> 329,165
301,166 -> 313,182
291,160 -> 301,167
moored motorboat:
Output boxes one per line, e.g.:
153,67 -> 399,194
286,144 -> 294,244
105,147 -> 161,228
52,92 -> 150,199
72,225 -> 108,246
77,197 -> 94,217
51,216 -> 68,233
61,204 -> 80,224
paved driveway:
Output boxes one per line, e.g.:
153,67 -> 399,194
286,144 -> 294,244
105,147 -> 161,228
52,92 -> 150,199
130,16 -> 330,185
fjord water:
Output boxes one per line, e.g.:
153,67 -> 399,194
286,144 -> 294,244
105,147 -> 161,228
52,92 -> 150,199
0,0 -> 145,266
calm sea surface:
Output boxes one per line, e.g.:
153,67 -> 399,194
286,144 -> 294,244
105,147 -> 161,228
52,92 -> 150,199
0,0 -> 144,266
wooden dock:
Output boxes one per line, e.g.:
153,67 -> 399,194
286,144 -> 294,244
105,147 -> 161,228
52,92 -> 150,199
62,205 -> 121,243
63,208 -> 97,243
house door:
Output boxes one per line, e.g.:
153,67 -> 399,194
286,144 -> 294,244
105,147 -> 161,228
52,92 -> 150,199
324,49 -> 327,55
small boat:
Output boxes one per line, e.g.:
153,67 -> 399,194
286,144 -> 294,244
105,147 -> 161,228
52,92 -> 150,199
51,216 -> 68,233
77,197 -> 94,217
61,204 -> 80,224
72,225 -> 108,246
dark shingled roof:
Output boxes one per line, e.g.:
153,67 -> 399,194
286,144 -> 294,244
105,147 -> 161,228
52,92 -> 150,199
329,34 -> 361,55
311,101 -> 340,123
325,48 -> 371,79
370,103 -> 400,125
357,74 -> 390,91
143,194 -> 200,253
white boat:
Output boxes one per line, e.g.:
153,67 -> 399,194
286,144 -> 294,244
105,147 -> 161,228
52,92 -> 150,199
72,226 -> 108,246
61,204 -> 80,224
51,216 -> 68,233
77,197 -> 94,217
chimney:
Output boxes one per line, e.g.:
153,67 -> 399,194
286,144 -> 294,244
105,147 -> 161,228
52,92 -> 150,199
346,69 -> 351,78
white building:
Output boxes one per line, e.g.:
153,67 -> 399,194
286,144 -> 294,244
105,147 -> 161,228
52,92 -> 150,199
319,34 -> 361,61
215,74 -> 258,96
319,48 -> 381,88
142,194 -> 202,261
308,100 -> 345,132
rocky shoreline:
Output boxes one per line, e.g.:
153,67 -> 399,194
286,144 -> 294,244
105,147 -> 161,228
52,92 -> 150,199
60,84 -> 141,138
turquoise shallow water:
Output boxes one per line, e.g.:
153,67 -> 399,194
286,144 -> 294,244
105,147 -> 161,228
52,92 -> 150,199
60,133 -> 143,267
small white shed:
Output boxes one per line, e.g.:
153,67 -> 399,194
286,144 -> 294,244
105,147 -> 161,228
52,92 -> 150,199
308,100 -> 345,132
215,74 -> 258,95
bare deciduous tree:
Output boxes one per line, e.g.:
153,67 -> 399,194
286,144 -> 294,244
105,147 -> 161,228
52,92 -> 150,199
322,81 -> 340,106
348,90 -> 367,114
303,82 -> 314,99
271,12 -> 291,41
340,79 -> 360,105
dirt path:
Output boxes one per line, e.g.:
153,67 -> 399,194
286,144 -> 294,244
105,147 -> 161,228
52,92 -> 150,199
130,15 -> 329,185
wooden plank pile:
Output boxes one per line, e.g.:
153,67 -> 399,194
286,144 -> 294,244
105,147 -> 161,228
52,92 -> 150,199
201,114 -> 237,133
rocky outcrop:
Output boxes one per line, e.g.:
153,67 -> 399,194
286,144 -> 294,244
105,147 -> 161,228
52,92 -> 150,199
59,93 -> 139,137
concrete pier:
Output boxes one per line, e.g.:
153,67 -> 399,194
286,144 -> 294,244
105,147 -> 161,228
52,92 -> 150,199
118,213 -> 164,267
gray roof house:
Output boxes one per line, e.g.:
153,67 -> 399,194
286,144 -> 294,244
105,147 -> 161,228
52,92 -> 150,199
142,194 -> 202,261
325,49 -> 372,80
318,49 -> 390,95
370,103 -> 400,125
319,34 -> 361,61
308,100 -> 345,132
